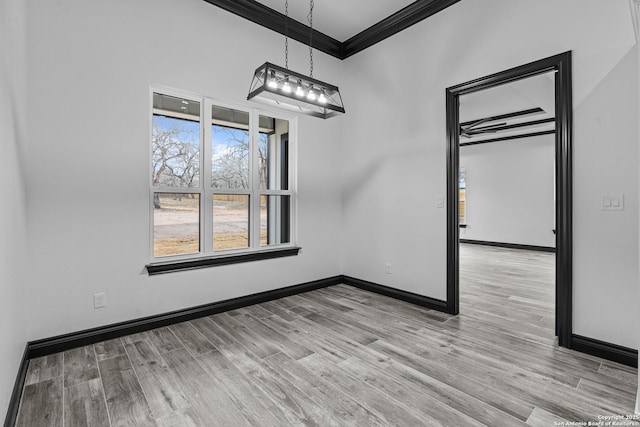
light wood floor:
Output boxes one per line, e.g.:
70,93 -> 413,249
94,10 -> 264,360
15,245 -> 639,426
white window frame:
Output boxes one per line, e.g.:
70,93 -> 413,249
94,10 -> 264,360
149,86 -> 297,264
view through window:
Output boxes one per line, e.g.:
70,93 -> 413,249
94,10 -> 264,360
459,167 -> 466,226
151,91 -> 295,259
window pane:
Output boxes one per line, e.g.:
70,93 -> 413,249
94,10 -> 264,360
459,167 -> 466,225
258,115 -> 289,190
260,195 -> 291,247
152,94 -> 200,188
459,189 -> 466,224
153,193 -> 200,257
213,194 -> 249,251
212,106 -> 250,190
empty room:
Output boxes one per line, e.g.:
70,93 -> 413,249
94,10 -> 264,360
2,0 -> 640,426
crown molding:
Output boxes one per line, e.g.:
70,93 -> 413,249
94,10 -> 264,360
342,0 -> 461,59
202,0 -> 343,58
202,0 -> 460,60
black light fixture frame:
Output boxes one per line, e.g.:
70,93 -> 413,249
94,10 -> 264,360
248,62 -> 345,119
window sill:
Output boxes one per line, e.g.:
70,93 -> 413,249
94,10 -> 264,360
146,247 -> 301,275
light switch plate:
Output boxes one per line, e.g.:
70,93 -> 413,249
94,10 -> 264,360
602,194 -> 624,211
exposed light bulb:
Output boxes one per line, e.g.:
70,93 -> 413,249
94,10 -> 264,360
247,63 -> 345,118
282,79 -> 292,93
307,87 -> 317,101
268,70 -> 278,89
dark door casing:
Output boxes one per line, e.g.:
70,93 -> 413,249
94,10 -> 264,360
445,51 -> 573,348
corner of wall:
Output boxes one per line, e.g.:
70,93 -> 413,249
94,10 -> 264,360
0,0 -> 29,420
631,0 -> 640,414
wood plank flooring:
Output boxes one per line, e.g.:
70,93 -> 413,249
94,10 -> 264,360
15,244 -> 639,426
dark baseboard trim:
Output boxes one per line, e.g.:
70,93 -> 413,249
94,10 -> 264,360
572,335 -> 638,368
26,275 -> 342,359
3,346 -> 29,427
460,239 -> 556,253
8,274 -> 639,426
7,275 -> 448,426
25,274 -> 451,360
343,275 -> 449,313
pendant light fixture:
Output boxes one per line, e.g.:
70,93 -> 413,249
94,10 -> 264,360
247,0 -> 345,119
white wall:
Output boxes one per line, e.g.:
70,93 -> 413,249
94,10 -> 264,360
0,0 -> 27,418
25,0 -> 344,341
573,46 -> 638,348
634,0 -> 640,416
342,0 -> 639,348
19,0 -> 640,368
637,31 -> 640,407
460,135 -> 555,248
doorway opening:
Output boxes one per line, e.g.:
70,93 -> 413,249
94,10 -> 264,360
445,52 -> 573,348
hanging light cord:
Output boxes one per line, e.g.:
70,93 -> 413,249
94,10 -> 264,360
308,0 -> 314,78
284,0 -> 289,69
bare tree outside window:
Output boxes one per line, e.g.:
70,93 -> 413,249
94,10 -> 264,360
151,110 -> 201,256
258,132 -> 270,190
211,125 -> 249,189
150,91 -> 295,259
152,115 -> 200,189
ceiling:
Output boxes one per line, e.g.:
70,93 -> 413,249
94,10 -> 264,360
459,71 -> 556,144
256,0 -> 417,41
203,0 -> 460,59
460,72 -> 556,123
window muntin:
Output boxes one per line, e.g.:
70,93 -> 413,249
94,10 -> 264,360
150,89 -> 295,261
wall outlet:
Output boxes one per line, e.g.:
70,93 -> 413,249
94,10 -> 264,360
385,263 -> 392,274
93,292 -> 106,309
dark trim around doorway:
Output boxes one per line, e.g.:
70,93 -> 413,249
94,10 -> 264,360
445,51 -> 573,348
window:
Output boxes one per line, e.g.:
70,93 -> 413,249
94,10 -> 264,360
459,167 -> 466,226
150,90 -> 296,264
